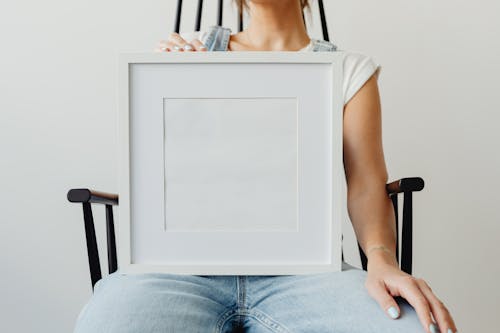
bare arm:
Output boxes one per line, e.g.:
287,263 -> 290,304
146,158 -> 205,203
343,73 -> 397,263
342,73 -> 457,333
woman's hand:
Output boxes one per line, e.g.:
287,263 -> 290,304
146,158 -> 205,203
364,249 -> 458,333
154,32 -> 207,52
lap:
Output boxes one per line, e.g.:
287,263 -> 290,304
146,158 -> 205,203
74,262 -> 423,333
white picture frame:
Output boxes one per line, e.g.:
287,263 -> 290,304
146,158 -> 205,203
118,51 -> 346,275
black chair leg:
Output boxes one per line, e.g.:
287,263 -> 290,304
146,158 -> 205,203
105,204 -> 118,274
391,194 -> 399,263
82,203 -> 102,289
358,242 -> 368,271
174,0 -> 183,33
401,191 -> 413,274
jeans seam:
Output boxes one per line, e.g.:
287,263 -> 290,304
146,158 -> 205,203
215,308 -> 290,333
214,308 -> 237,333
241,308 -> 291,333
236,276 -> 245,309
237,275 -> 247,328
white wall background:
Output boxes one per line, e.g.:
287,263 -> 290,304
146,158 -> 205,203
1,0 -> 499,332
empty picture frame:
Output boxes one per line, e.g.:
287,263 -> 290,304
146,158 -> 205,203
118,51 -> 346,275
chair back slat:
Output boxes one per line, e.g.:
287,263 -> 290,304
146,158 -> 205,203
217,0 -> 224,26
195,0 -> 204,31
317,0 -> 329,41
173,0 -> 329,41
174,0 -> 183,33
238,1 -> 243,32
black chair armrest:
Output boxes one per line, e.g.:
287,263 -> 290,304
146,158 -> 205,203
386,177 -> 425,195
67,188 -> 119,206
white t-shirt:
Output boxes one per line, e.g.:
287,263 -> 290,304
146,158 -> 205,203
180,31 -> 381,106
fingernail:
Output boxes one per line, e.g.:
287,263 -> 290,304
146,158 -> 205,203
429,323 -> 439,333
387,306 -> 399,319
447,329 -> 452,333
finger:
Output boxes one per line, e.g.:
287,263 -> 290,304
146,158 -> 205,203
190,39 -> 208,51
168,32 -> 193,51
164,41 -> 178,52
416,278 -> 457,333
156,40 -> 174,52
398,276 -> 435,333
154,46 -> 172,52
365,279 -> 401,319
154,40 -> 167,52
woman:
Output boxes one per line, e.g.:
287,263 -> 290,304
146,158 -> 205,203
75,1 -> 457,332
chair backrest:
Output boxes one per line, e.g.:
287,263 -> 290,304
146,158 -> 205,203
173,0 -> 331,41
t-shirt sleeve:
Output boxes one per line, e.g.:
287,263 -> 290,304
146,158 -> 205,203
343,52 -> 382,105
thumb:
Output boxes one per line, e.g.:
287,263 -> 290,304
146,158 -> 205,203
366,280 -> 401,319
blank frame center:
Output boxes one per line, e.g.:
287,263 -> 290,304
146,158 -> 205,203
163,97 -> 298,232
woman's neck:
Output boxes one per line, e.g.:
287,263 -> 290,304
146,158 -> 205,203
233,0 -> 310,51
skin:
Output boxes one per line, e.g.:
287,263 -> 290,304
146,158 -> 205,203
155,1 -> 458,332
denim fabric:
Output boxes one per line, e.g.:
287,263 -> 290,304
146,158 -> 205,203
204,25 -> 232,51
74,261 -> 423,333
203,25 -> 338,52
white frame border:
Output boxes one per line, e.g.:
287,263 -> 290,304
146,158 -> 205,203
118,52 -> 346,275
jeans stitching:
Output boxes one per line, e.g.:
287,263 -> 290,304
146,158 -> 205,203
240,276 -> 248,309
214,308 -> 238,333
215,308 -> 290,333
241,308 -> 291,333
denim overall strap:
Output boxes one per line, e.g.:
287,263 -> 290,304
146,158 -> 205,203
204,25 -> 232,51
311,38 -> 338,52
204,25 -> 338,52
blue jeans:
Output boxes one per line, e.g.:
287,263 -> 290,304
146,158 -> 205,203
74,261 -> 423,332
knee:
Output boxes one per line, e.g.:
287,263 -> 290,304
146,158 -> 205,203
332,293 -> 423,333
93,272 -> 141,294
306,267 -> 422,332
341,280 -> 423,333
74,273 -> 151,331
